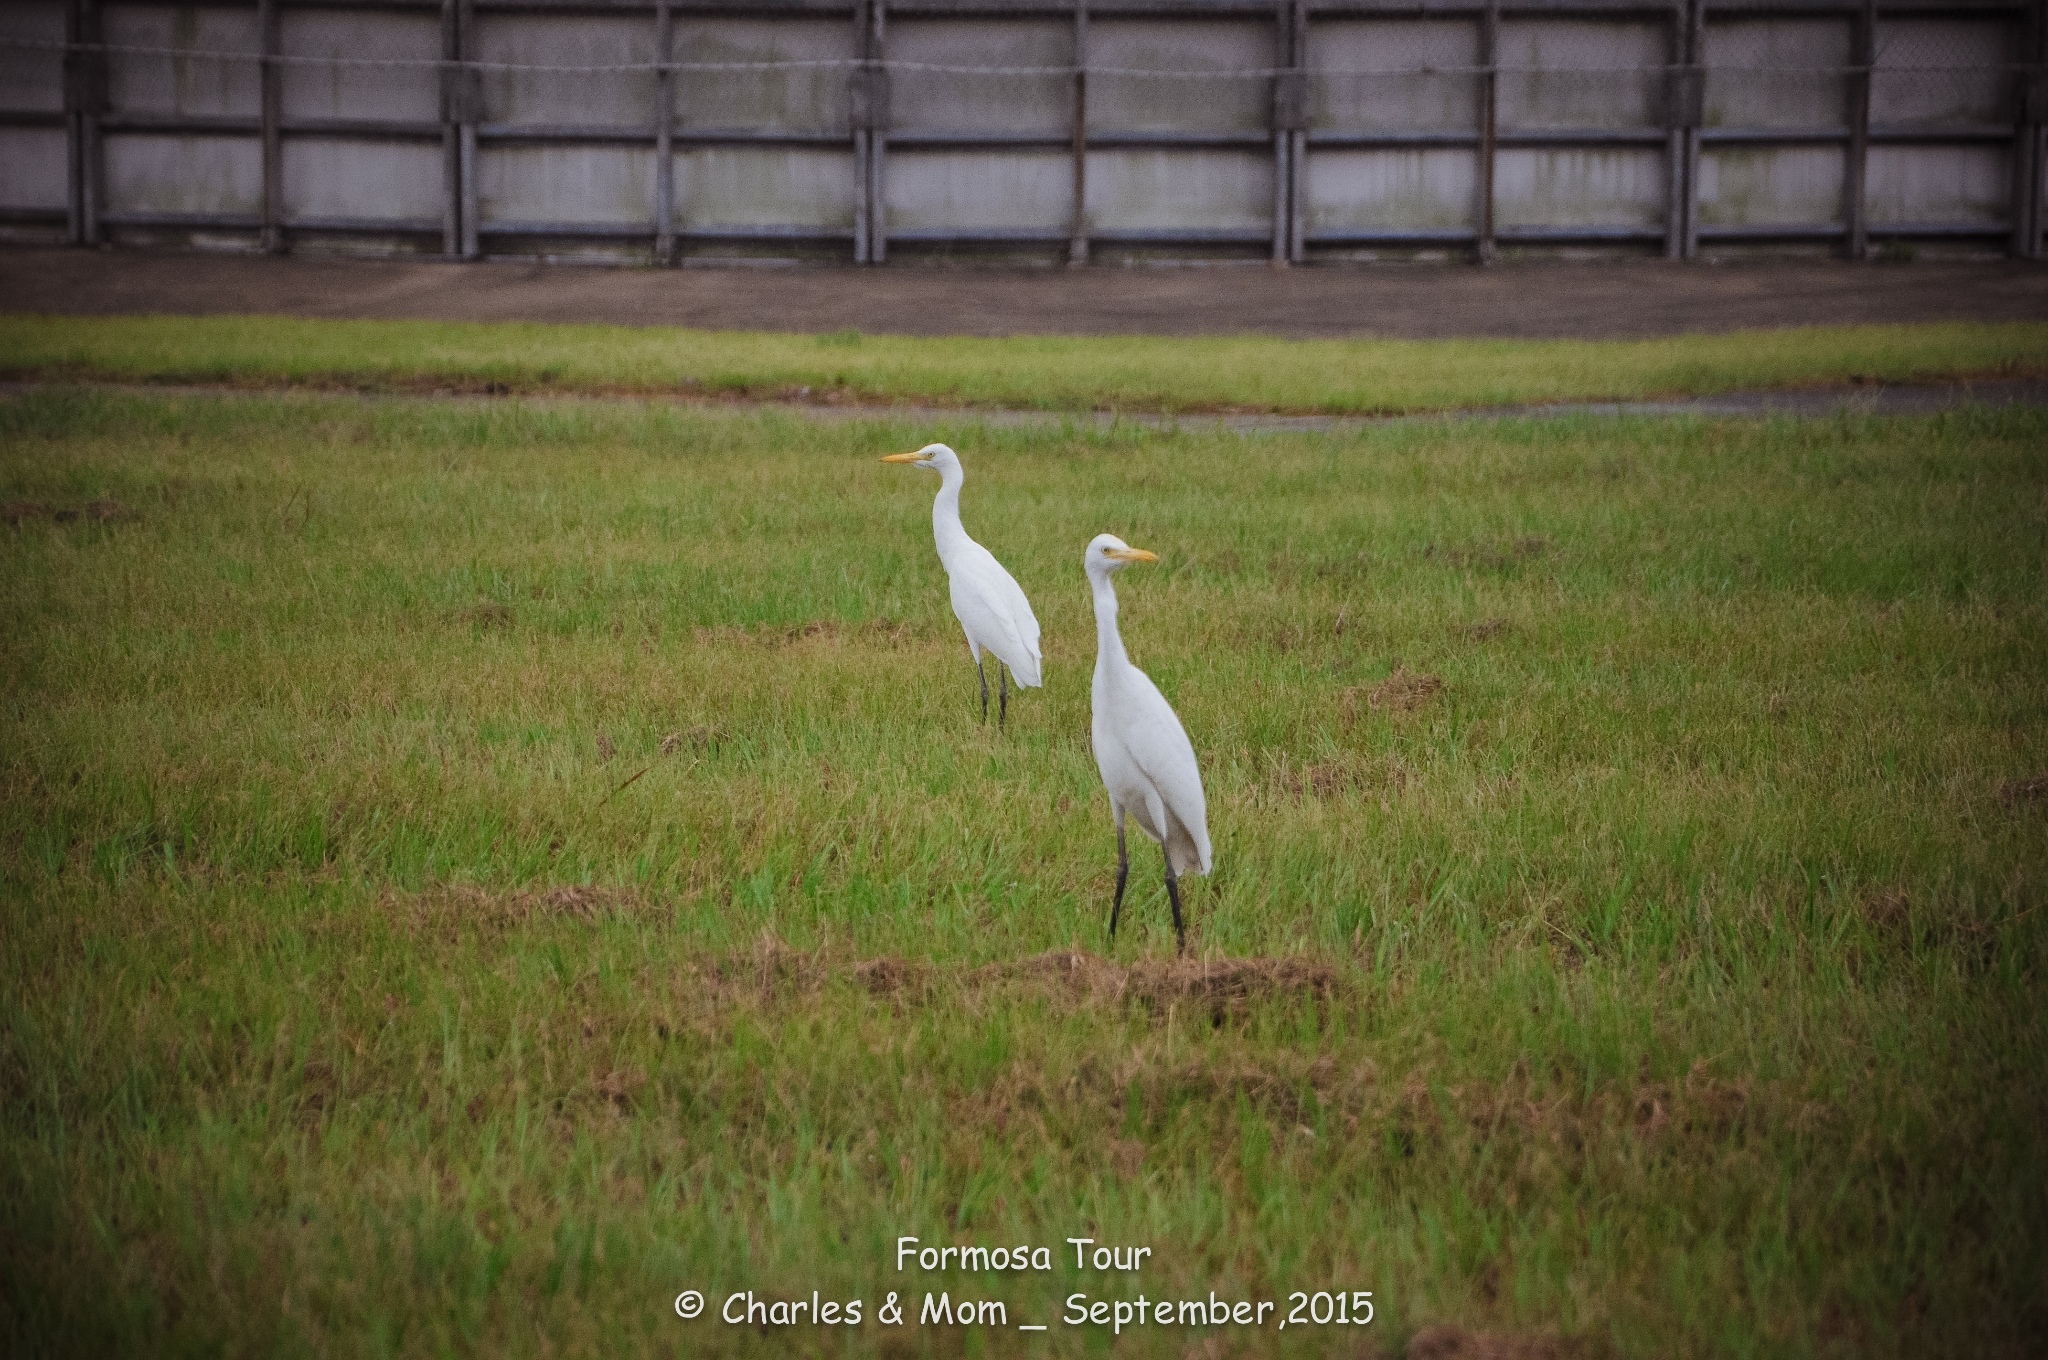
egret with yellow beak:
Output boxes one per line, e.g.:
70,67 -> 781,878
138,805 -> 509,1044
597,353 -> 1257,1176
881,443 -> 1042,727
1085,533 -> 1210,954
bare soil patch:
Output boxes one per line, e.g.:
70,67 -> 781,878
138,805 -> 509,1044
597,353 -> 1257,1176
1,498 -> 135,526
1362,667 -> 1446,716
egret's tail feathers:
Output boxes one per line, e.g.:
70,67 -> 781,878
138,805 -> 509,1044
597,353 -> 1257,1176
1009,650 -> 1043,689
1166,817 -> 1211,879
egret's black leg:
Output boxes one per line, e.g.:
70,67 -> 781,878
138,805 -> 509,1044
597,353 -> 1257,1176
1108,823 -> 1129,940
998,663 -> 1008,731
976,657 -> 989,724
1165,860 -> 1187,956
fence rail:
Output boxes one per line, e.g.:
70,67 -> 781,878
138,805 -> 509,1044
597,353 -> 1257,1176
1,1 -> 2040,264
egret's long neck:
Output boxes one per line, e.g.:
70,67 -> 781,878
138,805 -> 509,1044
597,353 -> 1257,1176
1090,571 -> 1128,676
930,463 -> 969,557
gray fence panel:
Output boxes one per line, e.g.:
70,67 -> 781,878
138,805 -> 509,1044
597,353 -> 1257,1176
673,19 -> 853,134
888,18 -> 1070,134
1307,147 -> 1478,236
1,2 -> 65,112
283,137 -> 443,227
1087,147 -> 1272,235
1497,19 -> 1667,132
1872,17 -> 2016,129
0,2 -> 66,227
1087,19 -> 1271,133
1495,146 -> 1667,234
1699,145 -> 1848,231
280,9 -> 441,124
1867,143 -> 2012,228
1703,19 -> 1849,131
1,126 -> 69,213
105,132 -> 261,216
888,148 -> 1072,235
105,6 -> 260,116
1310,21 -> 1480,132
674,146 -> 856,233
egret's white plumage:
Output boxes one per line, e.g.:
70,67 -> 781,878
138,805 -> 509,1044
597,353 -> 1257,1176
1085,533 -> 1209,953
882,443 -> 1042,723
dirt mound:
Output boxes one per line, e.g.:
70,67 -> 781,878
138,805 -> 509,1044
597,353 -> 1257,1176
986,948 -> 1342,1017
396,883 -> 648,935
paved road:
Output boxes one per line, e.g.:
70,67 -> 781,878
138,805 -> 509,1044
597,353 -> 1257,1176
5,247 -> 2045,340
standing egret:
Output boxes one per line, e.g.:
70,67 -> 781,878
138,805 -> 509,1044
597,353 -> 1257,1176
881,443 -> 1042,728
1085,533 -> 1210,955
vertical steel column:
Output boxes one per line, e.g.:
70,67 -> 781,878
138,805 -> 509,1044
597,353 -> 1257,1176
440,0 -> 460,257
1477,0 -> 1498,264
1663,0 -> 1685,259
1844,0 -> 1873,260
259,0 -> 282,253
1069,1 -> 1088,265
868,0 -> 888,264
1289,0 -> 1306,262
67,0 -> 105,246
655,0 -> 674,265
1664,0 -> 1705,259
2012,0 -> 2046,259
852,0 -> 868,264
62,0 -> 84,243
458,0 -> 479,259
1679,0 -> 1703,258
1269,0 -> 1291,264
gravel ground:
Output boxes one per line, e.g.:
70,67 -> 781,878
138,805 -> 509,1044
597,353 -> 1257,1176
5,246 -> 2046,340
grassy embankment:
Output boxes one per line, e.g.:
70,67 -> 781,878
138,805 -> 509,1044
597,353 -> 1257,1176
1,380 -> 2045,1356
2,312 -> 2045,413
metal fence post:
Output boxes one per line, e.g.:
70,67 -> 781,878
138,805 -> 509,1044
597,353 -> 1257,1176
1289,0 -> 1306,263
1070,1 -> 1088,266
440,0 -> 460,257
1269,0 -> 1290,264
259,0 -> 282,254
655,0 -> 674,265
1844,0 -> 1873,260
1663,0 -> 1685,259
2013,0 -> 2046,259
457,0 -> 478,260
1679,0 -> 1703,258
1477,0 -> 1498,264
869,0 -> 887,265
65,0 -> 105,246
851,0 -> 889,265
1664,0 -> 1704,259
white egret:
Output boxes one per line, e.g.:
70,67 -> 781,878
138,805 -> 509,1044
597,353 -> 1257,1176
881,443 -> 1042,728
1085,533 -> 1210,954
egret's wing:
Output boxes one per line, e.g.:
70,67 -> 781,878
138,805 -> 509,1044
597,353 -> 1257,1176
1109,667 -> 1211,874
947,541 -> 1041,686
989,559 -> 1042,685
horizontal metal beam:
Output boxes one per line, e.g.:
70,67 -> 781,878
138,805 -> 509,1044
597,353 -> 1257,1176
78,0 -> 2035,11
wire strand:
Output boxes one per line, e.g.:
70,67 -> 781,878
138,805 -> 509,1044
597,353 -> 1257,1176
0,36 -> 2020,79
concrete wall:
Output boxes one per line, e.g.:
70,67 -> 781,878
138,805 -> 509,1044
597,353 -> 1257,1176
2,2 -> 2037,263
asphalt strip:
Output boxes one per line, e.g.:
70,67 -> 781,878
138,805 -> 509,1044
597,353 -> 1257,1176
4,378 -> 2045,433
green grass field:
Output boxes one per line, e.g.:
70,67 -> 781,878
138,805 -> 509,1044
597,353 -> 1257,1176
2,370 -> 2045,1356
4,312 -> 2045,415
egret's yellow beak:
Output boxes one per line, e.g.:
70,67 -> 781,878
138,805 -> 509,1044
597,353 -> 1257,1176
1106,547 -> 1159,563
880,451 -> 925,463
